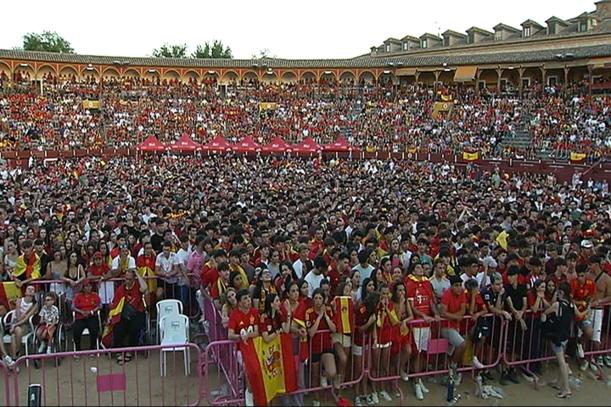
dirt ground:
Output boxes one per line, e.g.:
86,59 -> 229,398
4,352 -> 610,406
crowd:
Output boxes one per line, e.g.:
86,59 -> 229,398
0,75 -> 609,160
0,154 -> 610,405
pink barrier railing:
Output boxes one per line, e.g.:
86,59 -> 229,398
0,360 -> 9,407
2,344 -> 203,407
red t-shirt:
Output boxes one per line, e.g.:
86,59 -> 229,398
376,302 -> 396,344
441,288 -> 467,330
201,262 -> 219,288
88,263 -> 110,277
353,303 -> 369,347
209,278 -> 228,299
73,292 -> 101,320
570,278 -> 595,321
114,281 -> 145,313
228,307 -> 260,350
305,306 -> 333,353
405,276 -> 434,324
258,309 -> 287,335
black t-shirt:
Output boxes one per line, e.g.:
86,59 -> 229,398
481,288 -> 505,308
504,283 -> 527,311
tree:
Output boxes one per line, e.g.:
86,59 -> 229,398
152,43 -> 188,58
22,31 -> 74,53
191,40 -> 232,59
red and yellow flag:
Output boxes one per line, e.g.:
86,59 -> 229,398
101,297 -> 125,348
334,296 -> 353,334
0,282 -> 22,309
463,151 -> 479,161
570,152 -> 587,163
242,333 -> 297,406
13,253 -> 41,280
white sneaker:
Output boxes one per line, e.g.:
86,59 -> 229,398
401,370 -> 410,382
3,355 -> 14,367
370,392 -> 379,404
379,390 -> 392,402
321,376 -> 329,388
472,356 -> 485,369
244,389 -> 254,407
577,343 -> 585,359
46,345 -> 53,354
312,401 -> 321,407
419,379 -> 430,393
355,396 -> 364,407
414,383 -> 424,400
333,375 -> 342,389
579,360 -> 589,371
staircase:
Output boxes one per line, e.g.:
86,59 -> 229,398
499,115 -> 533,157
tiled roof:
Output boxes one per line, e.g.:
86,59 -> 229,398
1,44 -> 610,69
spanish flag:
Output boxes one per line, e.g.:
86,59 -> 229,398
334,296 -> 353,334
570,152 -> 587,163
242,333 -> 297,406
136,263 -> 157,297
13,253 -> 41,281
496,230 -> 508,251
463,151 -> 479,161
0,282 -> 22,309
101,297 -> 125,348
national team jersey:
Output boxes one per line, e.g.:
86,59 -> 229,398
405,275 -> 434,327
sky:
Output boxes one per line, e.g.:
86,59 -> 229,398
0,0 -> 596,60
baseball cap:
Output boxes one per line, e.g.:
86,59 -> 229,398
581,240 -> 593,249
93,252 -> 102,259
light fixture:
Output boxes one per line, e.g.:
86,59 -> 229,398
19,63 -> 29,67
508,66 -> 515,70
383,70 -> 391,74
148,69 -> 157,73
444,68 -> 451,72
324,70 -> 332,74
113,60 -> 121,65
442,62 -> 448,67
208,70 -> 216,74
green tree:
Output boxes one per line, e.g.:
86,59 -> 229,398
22,31 -> 74,53
152,43 -> 188,58
191,40 -> 232,59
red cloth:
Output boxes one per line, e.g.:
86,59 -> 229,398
73,292 -> 101,320
441,288 -> 467,330
305,306 -> 333,353
228,307 -> 259,351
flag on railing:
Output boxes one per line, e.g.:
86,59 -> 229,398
0,282 -> 22,309
242,333 -> 297,406
462,151 -> 479,161
101,297 -> 125,348
334,296 -> 353,334
570,152 -> 587,163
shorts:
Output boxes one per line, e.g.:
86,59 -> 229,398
311,348 -> 334,364
412,327 -> 431,352
551,340 -> 568,355
391,333 -> 412,354
331,333 -> 352,348
352,344 -> 363,357
441,328 -> 465,354
579,309 -> 603,342
36,323 -> 55,339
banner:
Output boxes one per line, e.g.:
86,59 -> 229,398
82,100 -> 101,110
334,296 -> 353,334
432,101 -> 454,119
242,333 -> 297,406
463,151 -> 479,161
570,152 -> 587,162
259,102 -> 277,112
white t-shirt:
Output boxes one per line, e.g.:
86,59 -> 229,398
175,249 -> 190,285
156,252 -> 178,284
111,255 -> 136,271
304,271 -> 324,298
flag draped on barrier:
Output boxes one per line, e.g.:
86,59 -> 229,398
101,297 -> 125,348
0,282 -> 22,308
242,333 -> 297,406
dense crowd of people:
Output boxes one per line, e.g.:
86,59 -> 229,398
0,154 -> 609,405
0,74 -> 609,160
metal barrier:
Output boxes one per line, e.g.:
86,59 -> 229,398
3,344 -> 203,406
0,359 -> 9,407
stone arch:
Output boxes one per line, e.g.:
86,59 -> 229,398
358,71 -> 376,84
162,69 -> 181,83
123,68 -> 140,79
101,67 -> 120,80
242,70 -> 259,83
13,64 -> 35,81
59,65 -> 79,81
220,70 -> 237,84
319,71 -> 337,85
500,68 -> 520,90
300,71 -> 317,83
81,66 -> 100,82
36,64 -> 57,80
478,69 -> 499,90
0,61 -> 10,80
522,67 -> 543,87
417,71 -> 436,85
143,69 -> 160,84
339,71 -> 356,85
261,71 -> 278,83
184,70 -> 200,83
378,71 -> 397,85
281,71 -> 298,83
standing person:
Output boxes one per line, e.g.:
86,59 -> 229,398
304,256 -> 327,298
174,236 -> 192,307
525,279 -> 550,375
227,289 -> 259,407
439,275 -> 469,376
503,265 -> 528,384
542,282 -> 579,399
587,255 -> 611,367
370,284 -> 397,402
72,279 -> 102,354
62,252 -> 85,313
353,249 -> 375,287
353,292 -> 379,406
305,288 -> 337,407
155,240 -> 179,301
570,264 -> 596,370
331,281 -> 353,392
391,282 -> 413,382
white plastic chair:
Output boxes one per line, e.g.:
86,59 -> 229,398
159,314 -> 190,376
155,299 -> 183,343
2,310 -> 35,366
72,310 -> 101,351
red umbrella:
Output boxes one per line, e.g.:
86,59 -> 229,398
201,135 -> 232,153
137,135 -> 167,152
169,133 -> 202,152
292,136 -> 322,155
233,136 -> 261,153
262,136 -> 292,154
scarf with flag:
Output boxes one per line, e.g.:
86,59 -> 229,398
101,294 -> 126,348
136,255 -> 157,296
334,296 -> 353,334
242,333 -> 297,406
0,282 -> 22,309
13,252 -> 41,281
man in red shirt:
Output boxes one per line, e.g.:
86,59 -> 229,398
571,264 -> 597,370
227,289 -> 259,407
440,275 -> 468,372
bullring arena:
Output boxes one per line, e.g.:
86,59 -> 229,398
0,1 -> 610,406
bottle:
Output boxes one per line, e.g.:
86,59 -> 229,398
446,374 -> 455,402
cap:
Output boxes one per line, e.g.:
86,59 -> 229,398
93,252 -> 102,259
581,240 -> 593,249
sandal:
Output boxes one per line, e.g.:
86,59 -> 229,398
124,353 -> 133,363
556,392 -> 572,399
116,354 -> 125,365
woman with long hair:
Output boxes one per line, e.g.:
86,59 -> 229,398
331,281 -> 353,392
62,251 -> 85,313
353,291 -> 380,406
252,267 -> 277,313
220,287 -> 238,329
370,283 -> 398,403
391,282 -> 413,382
259,293 -> 290,342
